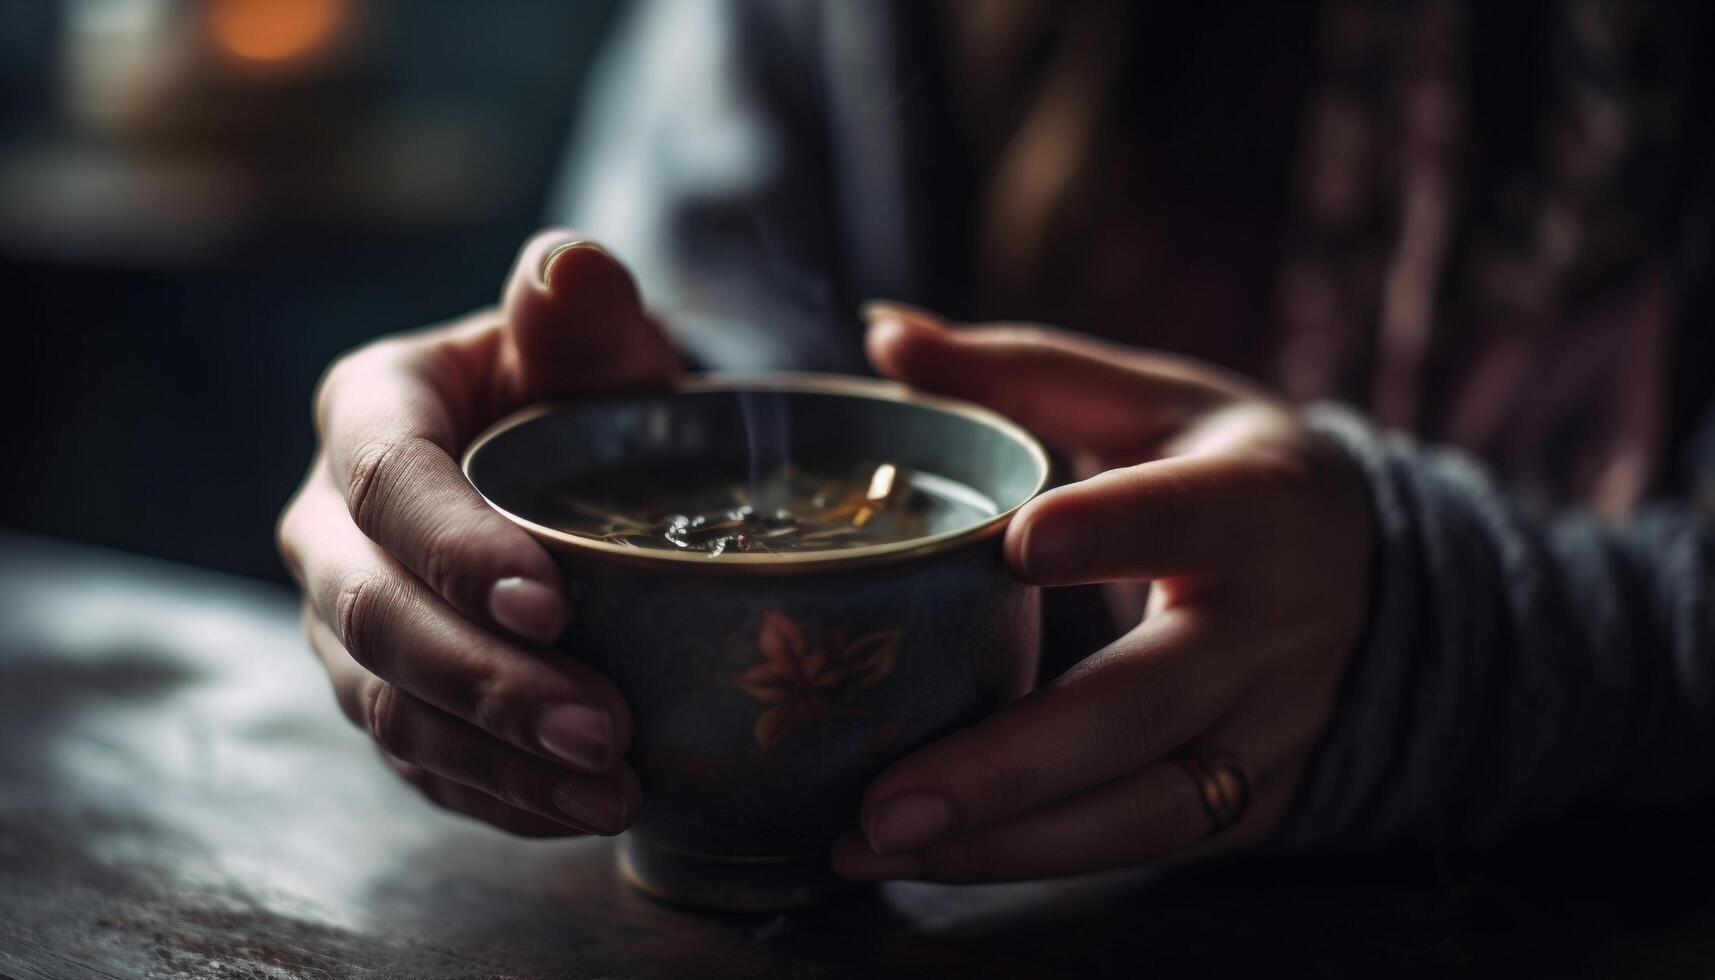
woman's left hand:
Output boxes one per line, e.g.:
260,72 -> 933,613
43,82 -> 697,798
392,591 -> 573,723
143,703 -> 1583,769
833,304 -> 1373,882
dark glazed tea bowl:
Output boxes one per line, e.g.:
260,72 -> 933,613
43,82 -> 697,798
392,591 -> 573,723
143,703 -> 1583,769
462,374 -> 1049,911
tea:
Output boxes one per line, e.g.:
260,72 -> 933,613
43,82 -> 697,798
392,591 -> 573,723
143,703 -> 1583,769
537,460 -> 997,556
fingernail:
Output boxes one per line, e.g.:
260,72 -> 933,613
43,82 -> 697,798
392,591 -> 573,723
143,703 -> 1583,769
831,833 -> 925,881
860,300 -> 939,328
861,300 -> 908,322
489,577 -> 563,643
541,240 -> 607,290
549,776 -> 627,834
537,703 -> 613,773
865,790 -> 957,855
1023,513 -> 1096,579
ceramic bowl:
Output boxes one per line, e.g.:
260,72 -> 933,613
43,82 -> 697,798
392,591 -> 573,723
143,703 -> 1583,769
463,374 -> 1049,911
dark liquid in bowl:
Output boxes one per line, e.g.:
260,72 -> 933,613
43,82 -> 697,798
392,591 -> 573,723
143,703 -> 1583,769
536,460 -> 998,556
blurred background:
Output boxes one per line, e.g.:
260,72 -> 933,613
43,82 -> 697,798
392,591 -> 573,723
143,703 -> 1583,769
0,0 -> 620,582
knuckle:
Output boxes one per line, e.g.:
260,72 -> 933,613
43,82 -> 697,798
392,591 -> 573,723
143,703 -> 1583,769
363,681 -> 412,759
467,671 -> 518,739
346,436 -> 409,537
332,569 -> 393,668
346,434 -> 441,542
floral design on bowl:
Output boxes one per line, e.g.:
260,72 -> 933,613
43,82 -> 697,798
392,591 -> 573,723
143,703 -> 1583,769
734,612 -> 903,750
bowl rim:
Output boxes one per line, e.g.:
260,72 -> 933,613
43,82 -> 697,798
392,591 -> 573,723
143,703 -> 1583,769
460,372 -> 1051,574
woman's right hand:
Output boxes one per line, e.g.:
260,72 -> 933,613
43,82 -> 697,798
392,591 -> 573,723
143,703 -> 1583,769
276,231 -> 680,836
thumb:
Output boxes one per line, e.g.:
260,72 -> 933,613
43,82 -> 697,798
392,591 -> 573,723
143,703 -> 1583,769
863,300 -> 1209,459
1003,454 -> 1266,586
498,230 -> 680,402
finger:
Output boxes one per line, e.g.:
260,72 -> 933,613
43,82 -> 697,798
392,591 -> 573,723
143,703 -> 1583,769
315,326 -> 570,642
1004,450 -> 1294,586
305,610 -> 638,835
863,302 -> 1247,457
831,764 -> 1285,884
832,766 -> 1206,882
497,229 -> 680,401
289,482 -> 633,776
365,688 -> 637,836
854,610 -> 1242,856
426,779 -> 590,838
383,754 -> 584,838
835,710 -> 1297,883
312,232 -> 677,642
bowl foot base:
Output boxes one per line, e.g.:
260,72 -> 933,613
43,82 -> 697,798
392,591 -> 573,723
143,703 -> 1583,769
616,835 -> 855,912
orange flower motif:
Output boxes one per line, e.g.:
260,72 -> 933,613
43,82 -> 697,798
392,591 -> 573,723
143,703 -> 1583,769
734,612 -> 902,750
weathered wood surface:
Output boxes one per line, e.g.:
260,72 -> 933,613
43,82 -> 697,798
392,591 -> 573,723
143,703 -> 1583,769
2,533 -> 1713,979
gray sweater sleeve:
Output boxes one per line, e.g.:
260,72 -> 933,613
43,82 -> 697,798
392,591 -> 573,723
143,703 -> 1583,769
1275,405 -> 1715,849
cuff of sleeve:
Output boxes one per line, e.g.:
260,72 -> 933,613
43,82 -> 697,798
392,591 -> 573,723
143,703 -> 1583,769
1269,403 -> 1706,850
1268,403 -> 1440,849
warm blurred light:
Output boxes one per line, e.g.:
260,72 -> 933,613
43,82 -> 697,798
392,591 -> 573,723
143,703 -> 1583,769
206,0 -> 344,63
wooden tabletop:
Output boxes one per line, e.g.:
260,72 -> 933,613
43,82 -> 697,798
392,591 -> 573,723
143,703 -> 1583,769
3,532 -> 1714,979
